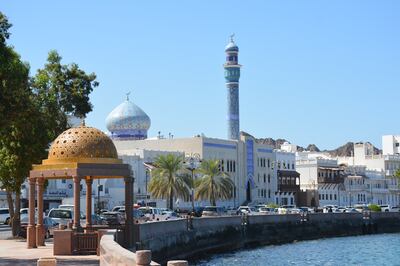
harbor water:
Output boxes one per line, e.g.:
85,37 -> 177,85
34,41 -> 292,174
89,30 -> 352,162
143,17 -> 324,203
193,233 -> 400,266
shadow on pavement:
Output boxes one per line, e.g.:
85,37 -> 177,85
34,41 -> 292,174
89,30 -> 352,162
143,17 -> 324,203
0,258 -> 99,266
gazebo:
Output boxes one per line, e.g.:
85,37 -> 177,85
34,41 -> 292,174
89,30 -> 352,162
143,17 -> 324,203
27,122 -> 133,254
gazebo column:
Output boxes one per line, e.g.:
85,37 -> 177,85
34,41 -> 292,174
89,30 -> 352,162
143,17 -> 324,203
85,177 -> 93,230
73,176 -> 81,231
36,177 -> 45,246
124,175 -> 133,248
27,177 -> 37,249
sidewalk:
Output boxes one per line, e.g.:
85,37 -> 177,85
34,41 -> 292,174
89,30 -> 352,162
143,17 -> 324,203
0,239 -> 99,266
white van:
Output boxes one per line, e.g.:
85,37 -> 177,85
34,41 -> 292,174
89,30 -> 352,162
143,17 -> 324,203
138,207 -> 163,221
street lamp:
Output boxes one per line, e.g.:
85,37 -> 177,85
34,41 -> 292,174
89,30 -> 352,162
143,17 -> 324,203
185,156 -> 199,213
97,179 -> 101,214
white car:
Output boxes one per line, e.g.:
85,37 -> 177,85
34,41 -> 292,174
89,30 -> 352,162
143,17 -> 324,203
48,208 -> 85,226
0,208 -> 10,225
237,206 -> 257,215
161,211 -> 180,220
333,207 -> 346,213
299,207 -> 315,213
323,205 -> 338,213
379,205 -> 399,212
278,205 -> 296,214
111,206 -> 125,212
258,207 -> 275,214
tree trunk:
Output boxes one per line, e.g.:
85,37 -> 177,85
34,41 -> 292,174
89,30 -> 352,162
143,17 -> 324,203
6,191 -> 14,226
169,188 -> 174,211
10,191 -> 21,237
211,179 -> 216,206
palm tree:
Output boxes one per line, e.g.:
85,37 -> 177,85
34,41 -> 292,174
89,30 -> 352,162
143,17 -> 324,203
148,154 -> 190,210
195,159 -> 234,206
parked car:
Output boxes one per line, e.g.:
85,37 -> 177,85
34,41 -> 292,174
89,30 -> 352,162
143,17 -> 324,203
133,209 -> 149,223
258,207 -> 275,214
226,207 -> 238,215
101,211 -> 125,225
111,206 -> 125,212
379,205 -> 393,212
58,204 -> 74,210
391,206 -> 400,212
91,214 -> 105,225
202,206 -> 225,217
345,208 -> 358,213
237,206 -> 257,215
161,211 -> 180,220
289,208 -> 302,214
323,205 -> 338,213
20,217 -> 59,239
333,207 -> 346,213
138,207 -> 163,221
0,208 -> 10,225
192,207 -> 204,217
354,204 -> 368,213
47,208 -> 85,226
299,207 -> 315,213
278,205 -> 296,214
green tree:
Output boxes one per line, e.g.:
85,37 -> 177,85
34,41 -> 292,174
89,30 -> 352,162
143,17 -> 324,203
0,13 -> 29,130
148,154 -> 190,210
0,11 -> 99,237
32,50 -> 99,140
395,169 -> 400,187
194,159 -> 234,206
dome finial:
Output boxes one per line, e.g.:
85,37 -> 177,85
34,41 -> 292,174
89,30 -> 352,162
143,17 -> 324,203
229,33 -> 235,43
126,91 -> 131,101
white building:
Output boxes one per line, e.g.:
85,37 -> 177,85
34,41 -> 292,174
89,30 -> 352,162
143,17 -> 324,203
382,135 -> 400,156
295,138 -> 400,207
274,150 -> 299,206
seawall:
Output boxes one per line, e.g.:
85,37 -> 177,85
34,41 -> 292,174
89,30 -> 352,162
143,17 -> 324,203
133,212 -> 400,264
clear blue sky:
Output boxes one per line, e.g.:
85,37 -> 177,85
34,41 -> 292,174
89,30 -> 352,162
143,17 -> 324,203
3,1 -> 400,149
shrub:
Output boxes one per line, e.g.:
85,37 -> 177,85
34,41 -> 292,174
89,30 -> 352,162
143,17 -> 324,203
266,203 -> 279,209
368,204 -> 381,212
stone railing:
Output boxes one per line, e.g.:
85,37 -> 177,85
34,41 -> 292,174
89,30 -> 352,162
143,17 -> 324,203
100,232 -> 158,266
100,231 -> 188,266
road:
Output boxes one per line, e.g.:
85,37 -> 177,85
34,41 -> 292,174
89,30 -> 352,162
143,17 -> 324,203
0,224 -> 11,240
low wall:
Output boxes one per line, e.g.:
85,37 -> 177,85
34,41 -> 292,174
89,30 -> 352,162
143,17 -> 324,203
135,212 -> 400,264
100,231 -> 160,266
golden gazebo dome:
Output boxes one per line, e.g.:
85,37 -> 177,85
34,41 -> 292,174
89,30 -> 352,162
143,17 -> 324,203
45,123 -> 120,164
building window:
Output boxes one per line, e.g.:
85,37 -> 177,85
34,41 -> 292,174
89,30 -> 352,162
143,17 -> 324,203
62,179 -> 66,184
268,189 -> 271,198
264,174 -> 266,183
396,143 -> 400,147
233,161 -> 236,172
334,194 -> 337,200
268,159 -> 270,168
268,174 -> 270,183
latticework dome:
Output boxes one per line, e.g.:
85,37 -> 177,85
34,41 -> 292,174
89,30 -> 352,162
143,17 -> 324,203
47,124 -> 118,162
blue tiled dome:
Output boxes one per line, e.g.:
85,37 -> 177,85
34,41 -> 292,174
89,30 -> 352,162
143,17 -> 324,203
106,98 -> 151,140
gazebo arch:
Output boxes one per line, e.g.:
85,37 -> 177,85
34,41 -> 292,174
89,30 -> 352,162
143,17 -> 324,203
27,123 -> 133,253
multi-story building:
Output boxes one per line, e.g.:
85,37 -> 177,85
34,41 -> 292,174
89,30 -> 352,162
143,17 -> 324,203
274,150 -> 299,206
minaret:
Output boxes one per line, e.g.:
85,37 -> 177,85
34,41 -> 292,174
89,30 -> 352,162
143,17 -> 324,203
224,34 -> 241,140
